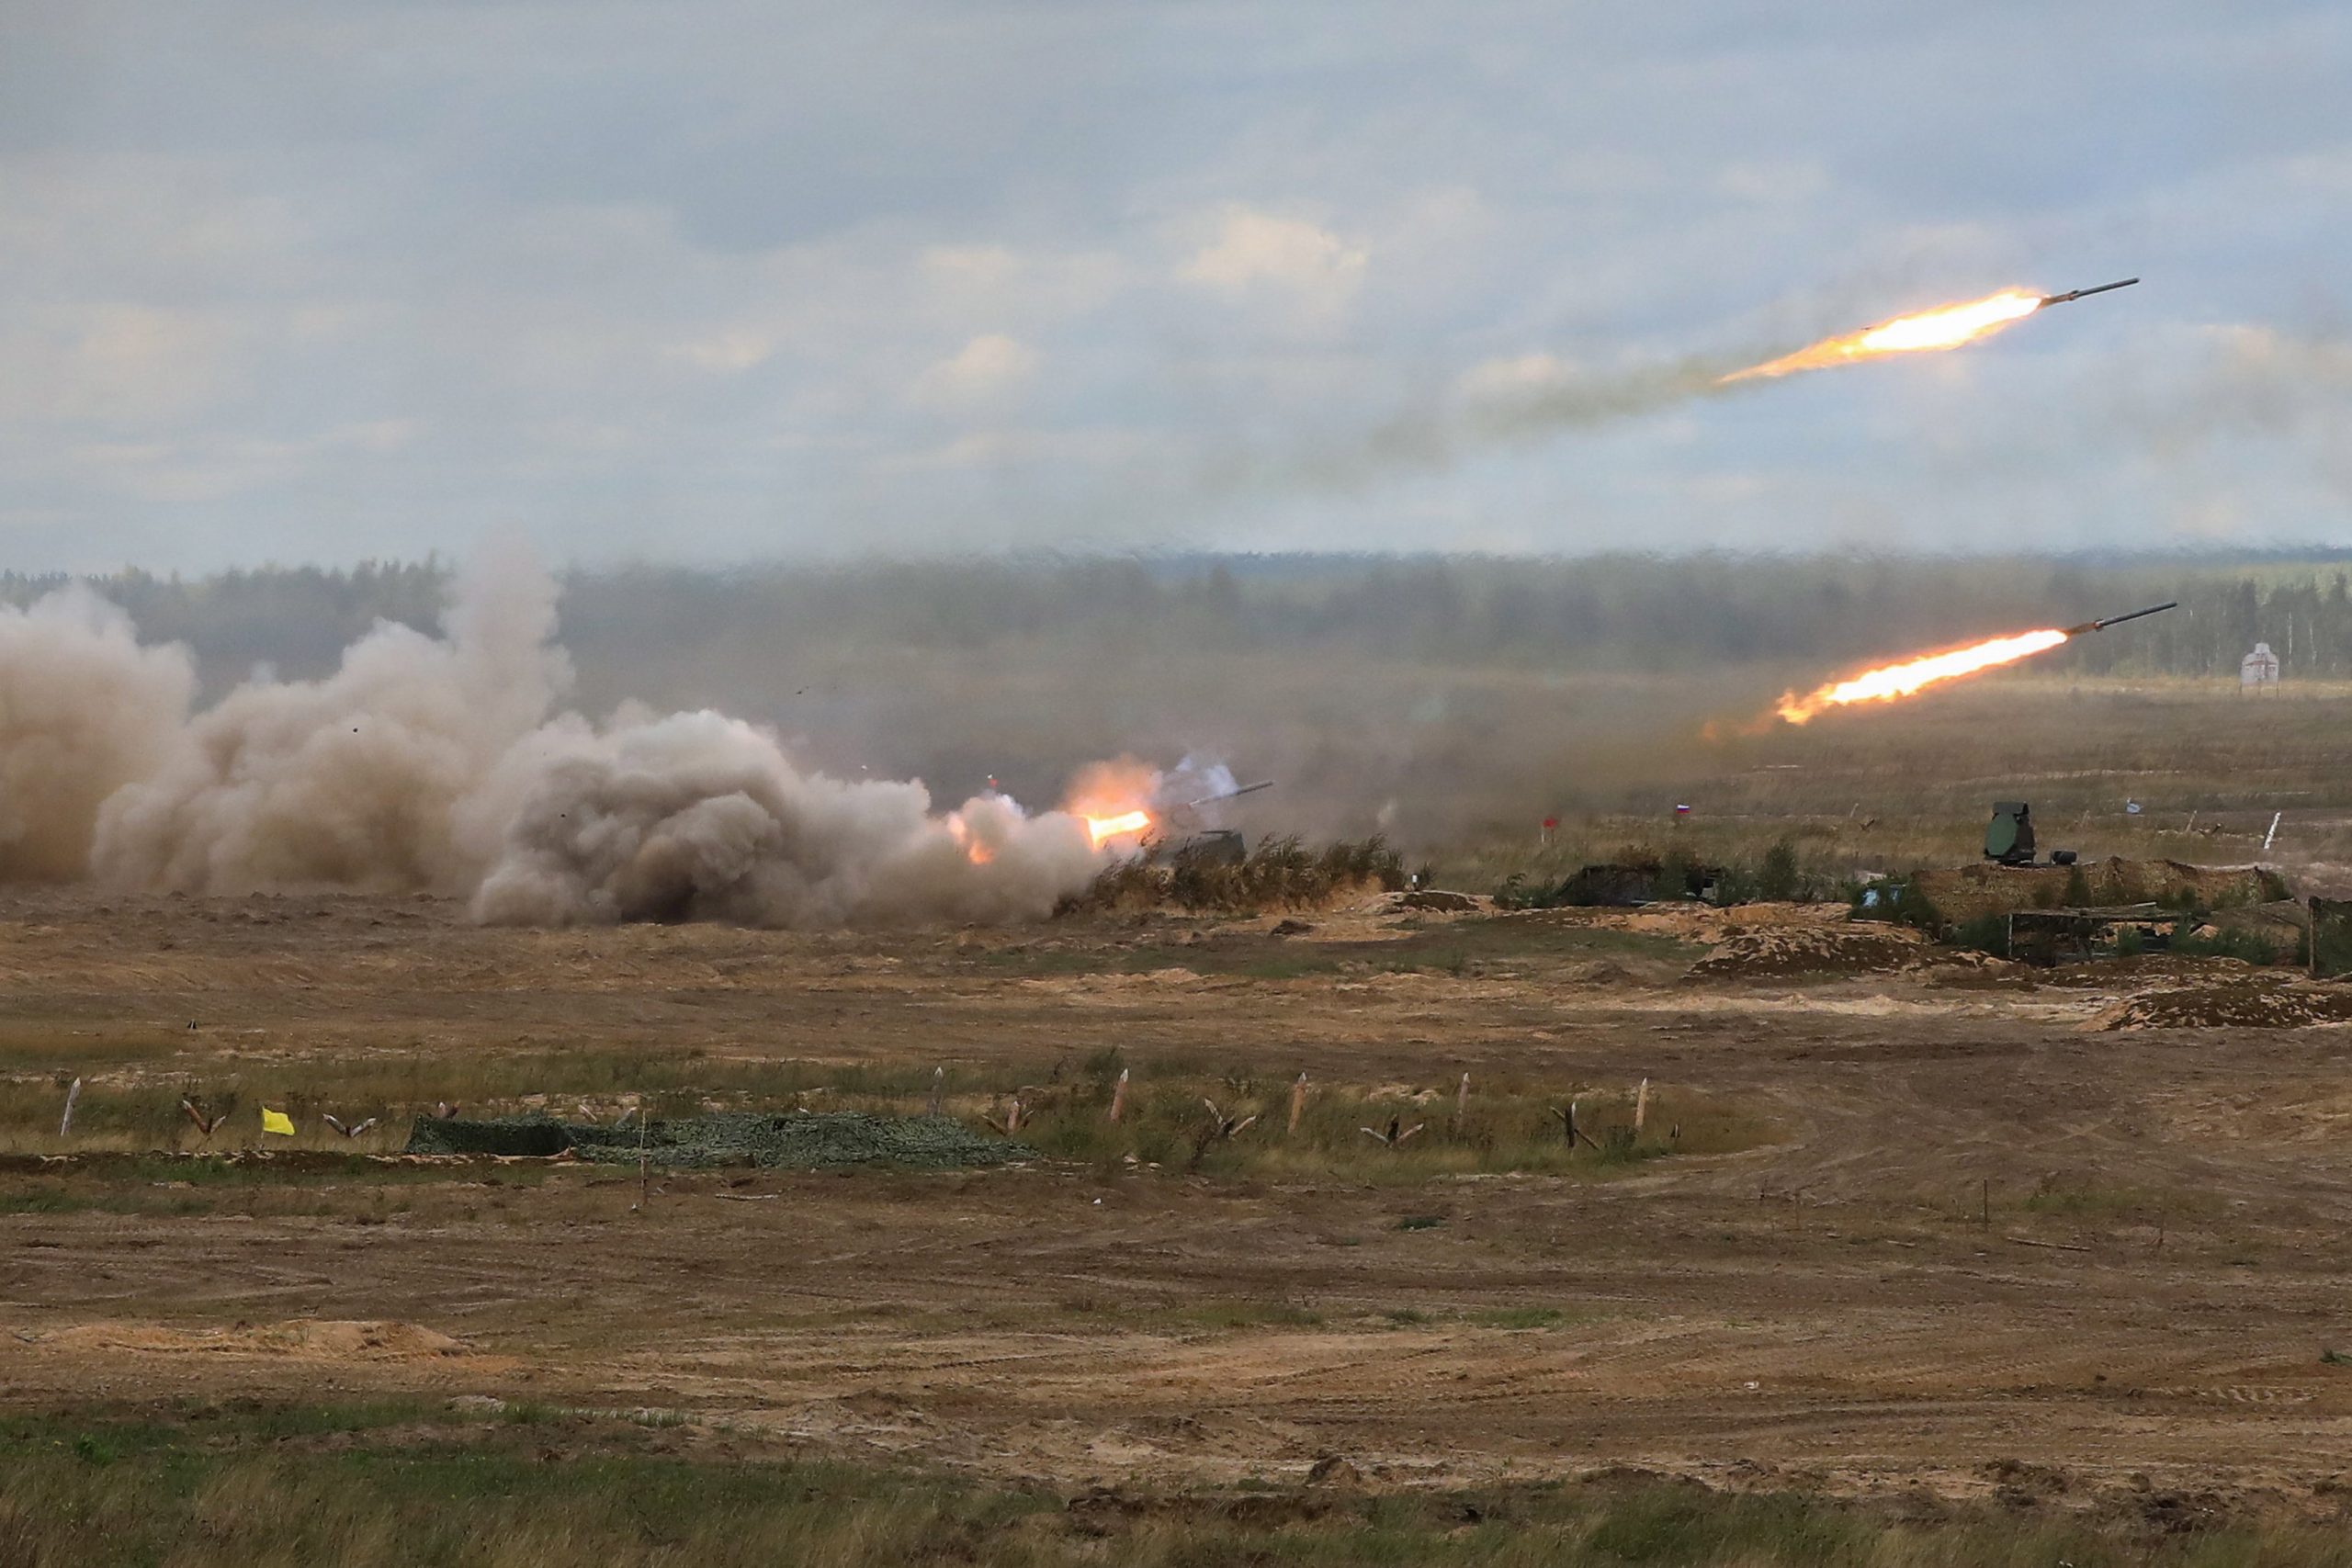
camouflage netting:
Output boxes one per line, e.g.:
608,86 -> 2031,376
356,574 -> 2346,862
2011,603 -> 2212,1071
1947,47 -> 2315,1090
403,1111 -> 1031,1169
1910,859 -> 2288,923
2312,898 -> 2352,981
1685,925 -> 1939,980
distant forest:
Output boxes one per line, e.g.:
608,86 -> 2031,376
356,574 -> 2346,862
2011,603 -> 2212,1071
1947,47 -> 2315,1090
5,553 -> 2349,690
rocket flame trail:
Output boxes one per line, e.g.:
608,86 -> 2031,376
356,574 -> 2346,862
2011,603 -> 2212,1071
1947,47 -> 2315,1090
1721,288 -> 2045,384
1774,627 -> 2069,725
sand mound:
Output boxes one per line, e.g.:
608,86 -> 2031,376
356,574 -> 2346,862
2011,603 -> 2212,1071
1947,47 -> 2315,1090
1686,925 -> 1938,980
2091,981 -> 2352,1031
1381,889 -> 1484,914
40,1318 -> 470,1360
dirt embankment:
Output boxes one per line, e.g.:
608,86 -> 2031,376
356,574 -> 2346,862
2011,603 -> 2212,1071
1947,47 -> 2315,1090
2091,979 -> 2352,1031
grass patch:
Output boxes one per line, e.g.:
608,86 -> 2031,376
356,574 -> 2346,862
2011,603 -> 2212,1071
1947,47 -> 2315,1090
5,1038 -> 1770,1191
1170,1298 -> 1325,1331
0,1400 -> 2341,1566
2018,1177 -> 2206,1223
1011,1057 -> 1764,1182
1471,1306 -> 1577,1330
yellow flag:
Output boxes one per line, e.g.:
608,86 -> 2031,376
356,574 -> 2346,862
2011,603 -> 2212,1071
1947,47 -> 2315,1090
260,1108 -> 296,1137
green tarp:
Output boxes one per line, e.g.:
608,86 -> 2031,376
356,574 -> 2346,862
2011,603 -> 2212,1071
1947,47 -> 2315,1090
403,1110 -> 1030,1170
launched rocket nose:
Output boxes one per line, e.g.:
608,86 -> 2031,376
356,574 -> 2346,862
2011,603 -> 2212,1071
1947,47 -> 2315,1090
2039,277 -> 2140,308
2064,600 -> 2178,637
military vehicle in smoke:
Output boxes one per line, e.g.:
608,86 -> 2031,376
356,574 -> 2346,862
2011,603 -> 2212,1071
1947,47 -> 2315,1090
1158,780 -> 1272,864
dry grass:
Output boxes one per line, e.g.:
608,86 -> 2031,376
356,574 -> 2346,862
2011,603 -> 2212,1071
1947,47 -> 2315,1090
0,1048 -> 1768,1185
1,1400 -> 2339,1568
1063,834 -> 1406,915
1432,675 -> 2352,896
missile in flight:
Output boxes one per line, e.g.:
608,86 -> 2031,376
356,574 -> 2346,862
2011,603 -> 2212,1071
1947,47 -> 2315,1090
2038,277 -> 2139,309
2063,601 -> 2177,637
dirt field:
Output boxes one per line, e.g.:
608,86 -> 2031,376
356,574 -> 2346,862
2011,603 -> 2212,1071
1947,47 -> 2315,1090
6,887 -> 2352,1529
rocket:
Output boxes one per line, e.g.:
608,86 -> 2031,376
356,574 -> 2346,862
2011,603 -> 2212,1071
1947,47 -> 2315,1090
1182,780 -> 1274,807
2039,278 -> 2138,309
2063,601 -> 2176,637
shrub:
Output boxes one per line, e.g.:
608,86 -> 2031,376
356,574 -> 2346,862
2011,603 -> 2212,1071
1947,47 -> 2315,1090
1758,838 -> 1801,901
2173,925 -> 2287,965
1951,914 -> 2010,958
1060,834 -> 1406,915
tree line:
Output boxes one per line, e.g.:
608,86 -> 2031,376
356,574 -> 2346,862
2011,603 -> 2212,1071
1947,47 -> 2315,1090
6,552 -> 2348,684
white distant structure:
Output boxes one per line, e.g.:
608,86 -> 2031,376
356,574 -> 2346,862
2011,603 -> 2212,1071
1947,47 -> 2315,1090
2240,641 -> 2280,692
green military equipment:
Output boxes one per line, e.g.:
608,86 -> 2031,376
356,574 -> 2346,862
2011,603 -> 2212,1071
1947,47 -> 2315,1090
1984,802 -> 2035,866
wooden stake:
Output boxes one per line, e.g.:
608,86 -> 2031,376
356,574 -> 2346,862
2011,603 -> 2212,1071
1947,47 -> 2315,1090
927,1066 -> 944,1117
1553,1099 -> 1600,1152
1454,1072 -> 1470,1134
635,1101 -> 650,1213
1108,1068 -> 1129,1123
1634,1077 -> 1649,1134
58,1077 -> 82,1138
1288,1072 -> 1308,1134
1005,1095 -> 1023,1136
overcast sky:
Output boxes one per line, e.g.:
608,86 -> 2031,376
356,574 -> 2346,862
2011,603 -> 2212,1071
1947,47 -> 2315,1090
3,0 -> 2347,570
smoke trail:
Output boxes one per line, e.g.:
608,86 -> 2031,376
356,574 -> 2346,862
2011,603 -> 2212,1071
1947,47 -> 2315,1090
1211,353 -> 1751,496
0,550 -> 1114,926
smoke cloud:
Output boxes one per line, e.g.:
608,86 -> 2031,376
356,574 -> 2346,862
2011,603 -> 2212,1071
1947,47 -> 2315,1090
2,551 -> 1113,927
0,589 -> 195,881
93,547 -> 570,895
473,710 -> 1096,928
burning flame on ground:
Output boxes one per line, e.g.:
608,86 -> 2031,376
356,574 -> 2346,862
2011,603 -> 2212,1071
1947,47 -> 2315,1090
1721,288 -> 2044,384
1774,627 -> 2070,725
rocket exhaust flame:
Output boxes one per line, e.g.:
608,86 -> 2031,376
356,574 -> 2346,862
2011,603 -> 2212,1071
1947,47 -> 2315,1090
1773,628 -> 2068,724
1084,809 -> 1154,848
1721,289 -> 2045,384
1770,602 -> 2175,725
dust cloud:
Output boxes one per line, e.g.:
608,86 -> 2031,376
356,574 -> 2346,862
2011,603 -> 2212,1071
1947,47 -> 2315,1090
1,551 -> 1107,927
0,588 -> 195,881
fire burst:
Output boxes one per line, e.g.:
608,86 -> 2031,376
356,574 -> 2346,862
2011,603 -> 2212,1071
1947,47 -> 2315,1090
1084,809 -> 1153,848
1721,288 -> 2045,384
1774,627 -> 2069,725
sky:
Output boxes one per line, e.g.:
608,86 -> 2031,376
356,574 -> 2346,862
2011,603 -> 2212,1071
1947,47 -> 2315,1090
2,0 -> 2347,571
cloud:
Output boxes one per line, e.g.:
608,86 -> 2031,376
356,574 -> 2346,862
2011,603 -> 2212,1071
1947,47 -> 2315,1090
0,0 -> 2347,566
0,304 -> 243,425
907,333 -> 1040,412
1180,207 -> 1367,302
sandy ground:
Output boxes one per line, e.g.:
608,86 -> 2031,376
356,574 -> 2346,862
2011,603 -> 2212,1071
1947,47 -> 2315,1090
6,889 -> 2352,1515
